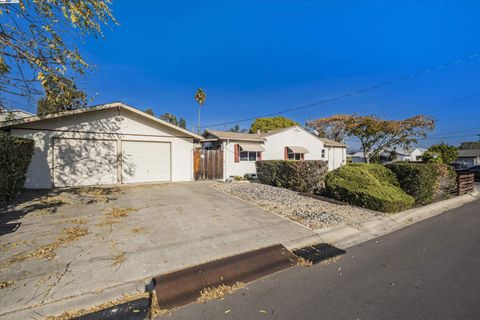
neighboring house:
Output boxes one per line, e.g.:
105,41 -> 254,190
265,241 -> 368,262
455,149 -> 480,168
390,147 -> 426,162
203,125 -> 347,179
0,102 -> 203,188
350,147 -> 426,163
0,109 -> 34,122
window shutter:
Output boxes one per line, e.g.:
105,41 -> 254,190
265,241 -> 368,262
257,152 -> 262,161
234,144 -> 240,162
301,153 -> 304,160
284,147 -> 288,160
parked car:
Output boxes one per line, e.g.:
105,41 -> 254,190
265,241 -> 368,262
466,165 -> 480,181
450,162 -> 469,170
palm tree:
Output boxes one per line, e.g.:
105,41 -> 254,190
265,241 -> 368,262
194,88 -> 206,133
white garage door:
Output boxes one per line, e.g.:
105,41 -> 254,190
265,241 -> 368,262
53,138 -> 118,187
122,141 -> 171,183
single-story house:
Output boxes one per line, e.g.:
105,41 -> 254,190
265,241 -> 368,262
202,125 -> 347,179
455,149 -> 480,168
350,147 -> 426,163
0,102 -> 203,188
0,109 -> 34,122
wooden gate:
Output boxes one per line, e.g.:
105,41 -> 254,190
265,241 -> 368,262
193,149 -> 223,180
456,172 -> 475,195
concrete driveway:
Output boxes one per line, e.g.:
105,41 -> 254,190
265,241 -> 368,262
0,182 -> 318,319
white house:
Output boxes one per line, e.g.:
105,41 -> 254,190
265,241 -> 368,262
350,147 -> 426,163
0,109 -> 34,122
0,102 -> 203,188
203,126 -> 347,179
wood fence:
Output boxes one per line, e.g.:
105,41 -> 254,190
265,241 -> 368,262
193,149 -> 223,180
457,172 -> 475,195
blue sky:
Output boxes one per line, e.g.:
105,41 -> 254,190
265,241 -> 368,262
36,1 -> 480,147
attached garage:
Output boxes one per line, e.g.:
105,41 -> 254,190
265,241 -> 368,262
1,102 -> 202,188
53,138 -> 118,187
122,140 -> 171,183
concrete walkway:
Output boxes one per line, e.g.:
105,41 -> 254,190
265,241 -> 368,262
0,182 -> 318,319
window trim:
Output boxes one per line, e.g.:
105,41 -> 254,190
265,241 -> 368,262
240,151 -> 260,162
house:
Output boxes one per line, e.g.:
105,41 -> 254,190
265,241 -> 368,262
203,125 -> 347,179
350,147 -> 426,163
455,149 -> 480,168
0,102 -> 203,188
0,109 -> 34,122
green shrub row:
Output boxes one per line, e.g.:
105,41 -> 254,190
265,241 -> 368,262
325,163 -> 415,213
386,162 -> 457,205
0,133 -> 35,204
256,160 -> 328,193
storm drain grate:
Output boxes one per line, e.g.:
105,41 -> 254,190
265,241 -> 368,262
293,243 -> 346,264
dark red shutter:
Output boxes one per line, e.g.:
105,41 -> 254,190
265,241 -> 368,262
257,152 -> 262,161
300,153 -> 304,160
234,144 -> 240,162
284,147 -> 288,160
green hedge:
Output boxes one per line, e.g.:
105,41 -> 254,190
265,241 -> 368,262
0,133 -> 35,204
325,164 -> 415,213
256,160 -> 328,193
386,163 -> 457,205
386,163 -> 438,205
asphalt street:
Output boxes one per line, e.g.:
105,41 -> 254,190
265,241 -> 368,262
159,199 -> 480,320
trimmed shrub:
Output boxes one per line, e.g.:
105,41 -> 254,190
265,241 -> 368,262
0,133 -> 35,204
386,163 -> 438,205
256,160 -> 328,193
325,164 -> 415,213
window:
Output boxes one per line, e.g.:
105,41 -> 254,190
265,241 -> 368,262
240,151 -> 259,161
287,152 -> 302,160
321,149 -> 326,158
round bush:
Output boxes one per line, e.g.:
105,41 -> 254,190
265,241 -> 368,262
325,164 -> 415,213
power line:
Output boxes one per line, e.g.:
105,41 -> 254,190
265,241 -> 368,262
200,53 -> 480,129
423,89 -> 480,115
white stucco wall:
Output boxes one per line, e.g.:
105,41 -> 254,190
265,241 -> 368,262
219,127 -> 347,178
223,140 -> 258,178
10,107 -> 194,188
325,146 -> 347,170
263,127 -> 325,161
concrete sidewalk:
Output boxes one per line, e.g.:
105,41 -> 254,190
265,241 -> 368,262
313,190 -> 479,249
0,182 -> 317,319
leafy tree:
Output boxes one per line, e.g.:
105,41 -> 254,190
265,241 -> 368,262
459,141 -> 480,150
249,116 -> 298,133
178,118 -> 187,129
37,78 -> 86,115
306,115 -> 349,142
0,0 -> 116,113
194,88 -> 206,133
144,108 -> 155,116
422,143 -> 458,164
228,124 -> 248,133
159,112 -> 178,125
308,114 -> 435,163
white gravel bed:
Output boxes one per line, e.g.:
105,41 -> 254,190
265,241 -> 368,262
214,182 -> 380,229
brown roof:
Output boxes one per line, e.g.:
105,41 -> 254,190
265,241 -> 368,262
318,137 -> 347,147
457,149 -> 480,157
204,129 -> 265,142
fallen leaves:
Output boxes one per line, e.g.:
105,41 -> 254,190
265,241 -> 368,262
1,227 -> 88,266
97,207 -> 138,227
198,282 -> 245,302
0,281 -> 14,289
296,257 -> 313,267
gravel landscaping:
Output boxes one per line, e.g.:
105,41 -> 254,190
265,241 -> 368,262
214,182 -> 381,229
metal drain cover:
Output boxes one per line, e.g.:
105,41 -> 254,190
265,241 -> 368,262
293,243 -> 346,264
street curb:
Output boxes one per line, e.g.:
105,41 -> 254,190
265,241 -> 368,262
313,191 -> 479,249
0,279 -> 147,320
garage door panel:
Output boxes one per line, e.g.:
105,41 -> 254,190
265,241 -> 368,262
122,141 -> 171,183
54,139 -> 118,187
